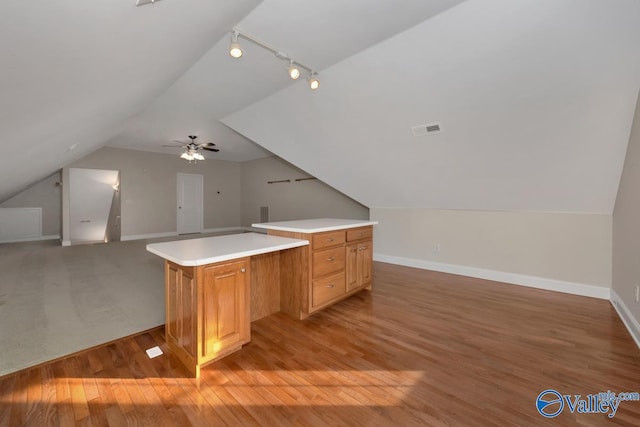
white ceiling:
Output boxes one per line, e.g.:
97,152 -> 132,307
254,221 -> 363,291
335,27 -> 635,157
223,0 -> 640,213
0,0 -> 260,202
106,0 -> 467,161
2,0 -> 640,214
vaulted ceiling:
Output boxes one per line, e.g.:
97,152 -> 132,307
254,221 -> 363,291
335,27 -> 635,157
2,0 -> 639,214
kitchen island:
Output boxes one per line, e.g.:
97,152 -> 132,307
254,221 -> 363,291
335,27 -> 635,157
147,219 -> 376,376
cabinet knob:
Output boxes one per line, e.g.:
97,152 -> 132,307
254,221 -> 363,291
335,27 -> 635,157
327,257 -> 335,261
326,284 -> 335,288
327,237 -> 335,242
240,268 -> 246,273
359,246 -> 367,251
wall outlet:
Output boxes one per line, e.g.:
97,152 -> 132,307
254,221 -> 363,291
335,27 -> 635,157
635,285 -> 639,303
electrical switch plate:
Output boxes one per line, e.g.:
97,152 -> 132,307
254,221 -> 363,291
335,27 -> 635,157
146,346 -> 163,359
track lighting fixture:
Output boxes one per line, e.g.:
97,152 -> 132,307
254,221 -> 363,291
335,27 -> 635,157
288,60 -> 300,80
228,28 -> 319,90
229,31 -> 243,58
308,72 -> 320,90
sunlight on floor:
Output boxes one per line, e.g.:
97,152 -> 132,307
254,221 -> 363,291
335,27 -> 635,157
3,370 -> 426,407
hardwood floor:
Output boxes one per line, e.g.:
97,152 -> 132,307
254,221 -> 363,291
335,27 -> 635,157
1,262 -> 639,426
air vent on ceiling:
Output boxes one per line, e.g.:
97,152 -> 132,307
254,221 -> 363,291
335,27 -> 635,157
411,122 -> 443,137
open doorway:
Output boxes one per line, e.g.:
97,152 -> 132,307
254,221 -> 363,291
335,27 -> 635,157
68,168 -> 120,245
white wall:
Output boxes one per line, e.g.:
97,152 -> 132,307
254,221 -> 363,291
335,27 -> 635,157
612,90 -> 640,345
64,147 -> 242,240
372,208 -> 611,297
241,156 -> 368,227
0,171 -> 61,238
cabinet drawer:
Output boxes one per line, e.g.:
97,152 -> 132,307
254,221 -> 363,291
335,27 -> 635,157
312,230 -> 345,250
346,227 -> 372,242
312,246 -> 345,278
312,272 -> 345,307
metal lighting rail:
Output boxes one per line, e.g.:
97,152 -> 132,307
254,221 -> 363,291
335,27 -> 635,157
233,28 -> 316,75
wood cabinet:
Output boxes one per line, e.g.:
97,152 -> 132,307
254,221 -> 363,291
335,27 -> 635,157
165,258 -> 250,377
166,262 -> 197,367
271,225 -> 374,319
346,240 -> 372,292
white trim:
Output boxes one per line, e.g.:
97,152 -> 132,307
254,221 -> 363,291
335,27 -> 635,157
610,289 -> 640,349
121,232 -> 178,241
0,234 -> 60,244
202,227 -> 244,234
62,240 -> 71,247
374,253 -> 610,300
242,226 -> 267,234
121,227 -> 247,242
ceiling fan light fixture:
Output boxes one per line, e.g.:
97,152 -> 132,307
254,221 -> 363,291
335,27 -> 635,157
180,151 -> 194,161
229,31 -> 243,58
192,152 -> 205,161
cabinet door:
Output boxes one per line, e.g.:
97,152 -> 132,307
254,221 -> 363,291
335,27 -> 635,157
166,262 -> 197,359
346,243 -> 359,292
358,241 -> 373,286
202,260 -> 249,360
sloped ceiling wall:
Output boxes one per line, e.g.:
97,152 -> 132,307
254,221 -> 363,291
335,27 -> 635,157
0,0 -> 260,202
223,0 -> 640,213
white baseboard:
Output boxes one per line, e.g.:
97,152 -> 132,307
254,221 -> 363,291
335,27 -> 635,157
62,240 -> 71,247
242,226 -> 267,234
374,253 -> 610,300
121,231 -> 178,241
202,227 -> 244,234
121,227 -> 246,242
610,289 -> 640,349
0,234 -> 60,244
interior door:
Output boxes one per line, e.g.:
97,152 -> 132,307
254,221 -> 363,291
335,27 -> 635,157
177,173 -> 203,235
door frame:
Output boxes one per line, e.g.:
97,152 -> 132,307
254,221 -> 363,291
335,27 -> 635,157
177,173 -> 204,235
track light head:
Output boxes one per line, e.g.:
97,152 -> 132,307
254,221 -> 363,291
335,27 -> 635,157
308,73 -> 320,90
288,60 -> 300,80
229,31 -> 243,58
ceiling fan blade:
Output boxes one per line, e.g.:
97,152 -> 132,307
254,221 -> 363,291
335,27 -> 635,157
201,147 -> 220,152
201,142 -> 216,147
162,144 -> 184,147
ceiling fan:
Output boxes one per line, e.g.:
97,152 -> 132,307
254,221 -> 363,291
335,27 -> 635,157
163,135 -> 219,162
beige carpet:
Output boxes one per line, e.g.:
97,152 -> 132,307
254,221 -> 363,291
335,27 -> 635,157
0,231 -> 241,376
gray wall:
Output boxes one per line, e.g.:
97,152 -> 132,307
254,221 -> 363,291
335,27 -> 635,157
613,90 -> 640,332
241,156 -> 369,227
0,171 -> 62,237
64,147 -> 242,240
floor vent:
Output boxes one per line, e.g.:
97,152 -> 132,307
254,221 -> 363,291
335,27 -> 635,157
260,206 -> 270,223
411,122 -> 443,136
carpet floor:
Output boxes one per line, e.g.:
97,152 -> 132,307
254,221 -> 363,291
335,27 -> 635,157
0,231 -> 241,377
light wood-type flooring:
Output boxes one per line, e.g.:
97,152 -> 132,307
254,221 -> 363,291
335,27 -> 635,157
1,262 -> 639,426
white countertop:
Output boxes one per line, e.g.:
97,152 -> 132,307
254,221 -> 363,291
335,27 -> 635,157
146,232 -> 309,267
252,218 -> 378,233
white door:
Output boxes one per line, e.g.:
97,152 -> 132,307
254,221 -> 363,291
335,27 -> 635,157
177,173 -> 203,235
